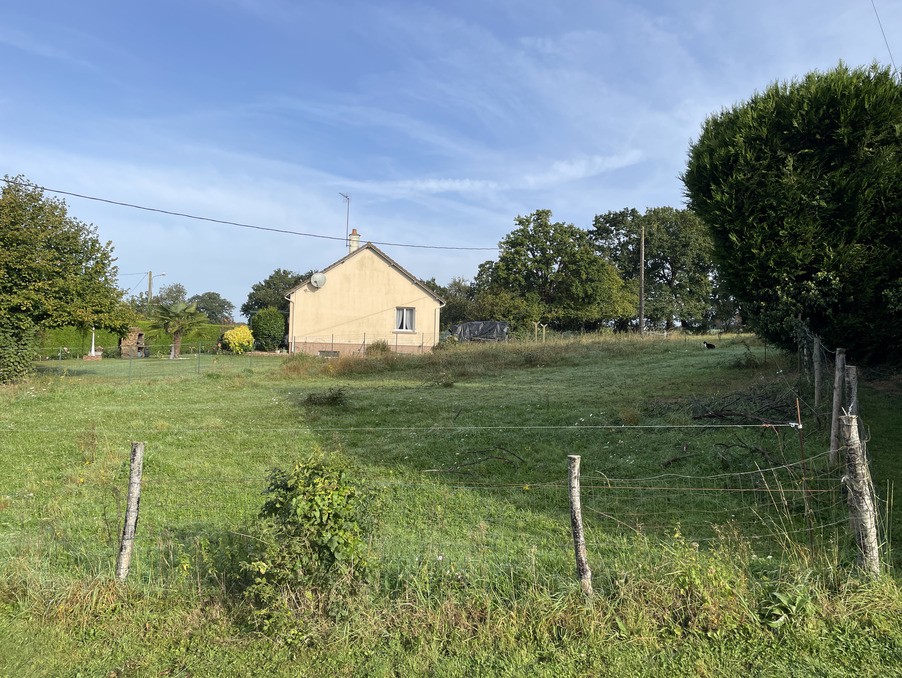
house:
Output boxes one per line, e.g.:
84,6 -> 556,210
285,229 -> 445,356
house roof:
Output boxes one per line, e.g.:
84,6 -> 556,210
285,242 -> 445,305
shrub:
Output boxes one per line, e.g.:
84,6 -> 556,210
366,339 -> 391,356
222,325 -> 254,354
240,460 -> 370,628
0,322 -> 36,383
250,306 -> 285,352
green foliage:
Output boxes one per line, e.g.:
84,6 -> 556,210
222,324 -> 254,354
250,306 -> 285,352
592,207 -> 720,330
424,277 -> 477,330
0,321 -> 36,382
241,460 -> 370,627
0,176 -> 131,382
241,268 -> 310,319
305,386 -> 349,406
759,587 -> 814,629
1,337 -> 902,673
476,210 -> 635,331
188,291 -> 235,323
154,283 -> 187,307
149,300 -> 208,359
35,325 -> 123,357
682,63 -> 902,363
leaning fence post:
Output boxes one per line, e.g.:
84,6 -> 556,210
568,455 -> 593,596
116,442 -> 145,581
829,348 -> 846,465
841,415 -> 880,577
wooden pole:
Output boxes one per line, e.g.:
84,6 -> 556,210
829,348 -> 846,465
116,442 -> 145,581
841,415 -> 880,576
813,337 -> 822,407
638,225 -> 645,335
568,455 -> 593,596
844,364 -> 859,417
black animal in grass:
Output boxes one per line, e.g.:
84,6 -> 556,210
703,341 -> 716,350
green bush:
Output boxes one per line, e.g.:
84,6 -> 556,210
0,322 -> 36,383
240,460 -> 370,629
250,306 -> 285,352
222,325 -> 254,354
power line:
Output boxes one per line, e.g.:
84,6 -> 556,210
0,177 -> 497,252
871,0 -> 898,72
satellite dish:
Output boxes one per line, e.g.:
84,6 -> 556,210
310,272 -> 327,289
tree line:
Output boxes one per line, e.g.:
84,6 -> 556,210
3,62 -> 900,382
425,206 -> 729,334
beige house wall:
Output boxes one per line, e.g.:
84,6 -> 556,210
286,246 -> 443,356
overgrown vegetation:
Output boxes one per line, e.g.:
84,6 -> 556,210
1,335 -> 900,675
240,460 -> 370,632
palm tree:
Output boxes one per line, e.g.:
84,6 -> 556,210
150,301 -> 207,359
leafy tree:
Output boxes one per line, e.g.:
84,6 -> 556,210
591,207 -> 716,331
150,300 -> 207,359
155,283 -> 187,307
0,176 -> 130,382
682,63 -> 902,362
126,291 -> 151,316
250,306 -> 285,351
187,291 -> 235,324
423,277 -> 479,330
477,210 -> 634,331
128,283 -> 186,316
241,268 -> 311,320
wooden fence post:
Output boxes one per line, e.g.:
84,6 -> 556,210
844,364 -> 859,417
841,415 -> 880,577
116,442 -> 145,581
568,455 -> 593,596
829,348 -> 846,465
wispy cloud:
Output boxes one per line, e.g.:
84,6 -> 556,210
0,27 -> 92,69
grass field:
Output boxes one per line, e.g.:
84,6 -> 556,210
1,334 -> 900,676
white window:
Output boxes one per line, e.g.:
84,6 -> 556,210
395,307 -> 415,332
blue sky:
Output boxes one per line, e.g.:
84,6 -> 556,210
2,1 -> 899,319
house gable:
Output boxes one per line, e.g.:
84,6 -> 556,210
286,243 -> 443,354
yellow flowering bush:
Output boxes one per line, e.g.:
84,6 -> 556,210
223,324 -> 254,354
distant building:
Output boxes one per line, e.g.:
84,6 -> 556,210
119,327 -> 147,358
285,230 -> 444,356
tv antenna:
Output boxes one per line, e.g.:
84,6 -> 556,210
339,192 -> 350,249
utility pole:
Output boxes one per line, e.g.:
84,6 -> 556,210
638,225 -> 645,335
147,271 -> 165,310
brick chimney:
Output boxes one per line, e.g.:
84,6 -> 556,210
348,228 -> 361,254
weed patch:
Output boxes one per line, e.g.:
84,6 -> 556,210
304,386 -> 350,406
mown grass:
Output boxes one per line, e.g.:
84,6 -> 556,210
1,333 -> 900,676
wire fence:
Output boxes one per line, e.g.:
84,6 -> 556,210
0,416 -> 883,590
31,346 -> 284,381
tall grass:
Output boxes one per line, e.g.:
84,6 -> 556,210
1,333 -> 900,675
